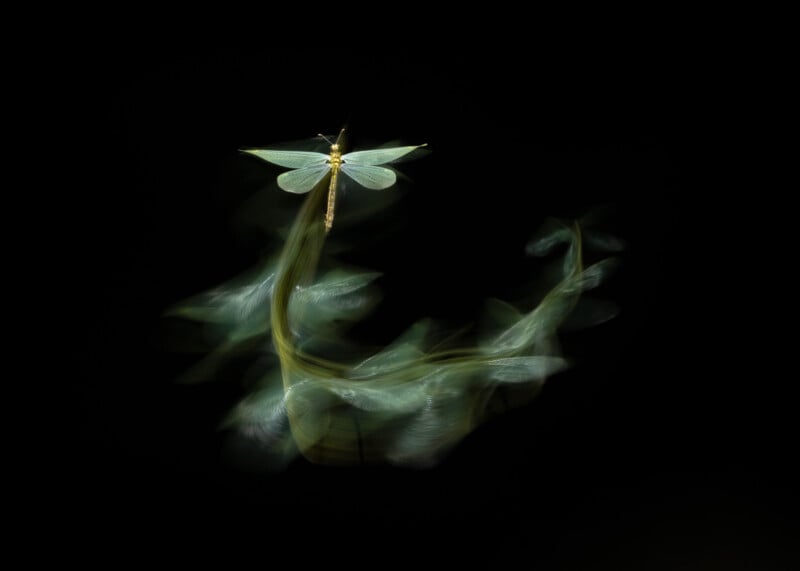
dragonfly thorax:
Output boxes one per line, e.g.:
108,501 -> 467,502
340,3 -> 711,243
327,144 -> 343,167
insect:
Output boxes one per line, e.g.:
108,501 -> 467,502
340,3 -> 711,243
244,129 -> 426,232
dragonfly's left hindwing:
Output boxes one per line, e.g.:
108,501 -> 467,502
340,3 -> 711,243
340,164 -> 396,190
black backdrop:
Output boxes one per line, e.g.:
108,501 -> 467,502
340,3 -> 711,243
60,46 -> 796,567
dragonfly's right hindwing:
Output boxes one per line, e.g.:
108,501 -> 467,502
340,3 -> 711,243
278,166 -> 331,194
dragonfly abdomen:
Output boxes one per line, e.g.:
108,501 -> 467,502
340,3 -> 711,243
325,147 -> 343,233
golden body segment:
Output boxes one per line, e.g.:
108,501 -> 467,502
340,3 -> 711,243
325,143 -> 342,233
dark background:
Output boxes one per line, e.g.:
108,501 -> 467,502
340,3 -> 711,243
60,47 -> 796,566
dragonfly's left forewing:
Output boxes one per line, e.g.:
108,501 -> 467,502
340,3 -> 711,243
341,164 -> 397,190
342,145 -> 425,166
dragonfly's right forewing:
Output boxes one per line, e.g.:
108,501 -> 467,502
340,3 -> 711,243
244,150 -> 329,169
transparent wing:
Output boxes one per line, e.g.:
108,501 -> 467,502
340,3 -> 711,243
342,145 -> 425,166
277,165 -> 330,194
244,149 -> 329,168
340,164 -> 397,190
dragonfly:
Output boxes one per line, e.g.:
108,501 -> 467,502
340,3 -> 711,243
244,129 -> 426,232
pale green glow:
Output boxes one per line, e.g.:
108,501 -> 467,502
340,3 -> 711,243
170,135 -> 619,470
